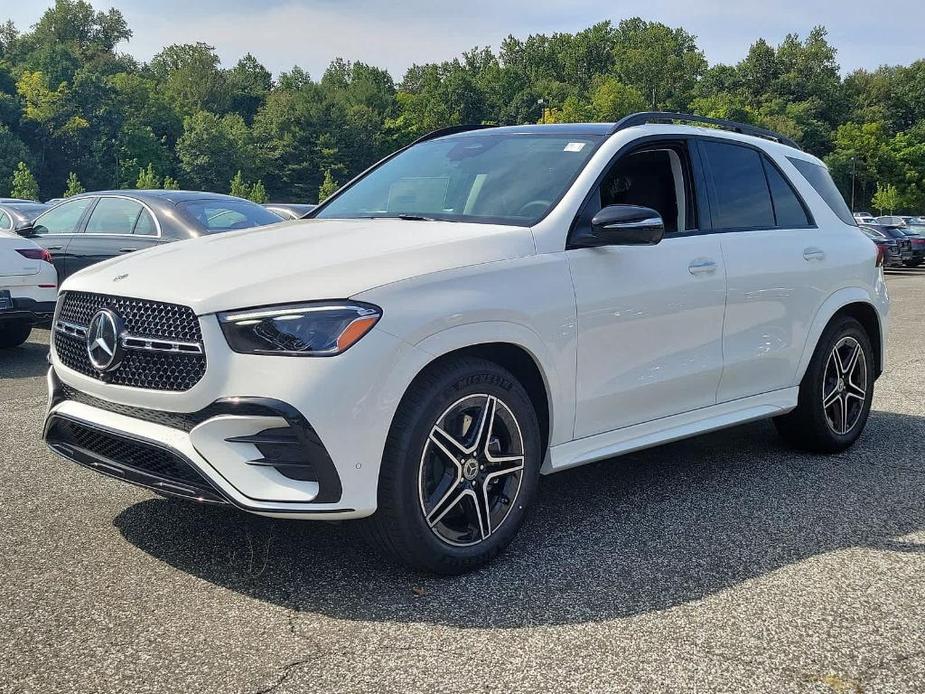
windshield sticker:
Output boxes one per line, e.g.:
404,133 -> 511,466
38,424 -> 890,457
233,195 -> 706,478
564,142 -> 586,152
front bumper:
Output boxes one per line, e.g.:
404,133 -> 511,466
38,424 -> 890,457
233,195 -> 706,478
44,369 -> 356,517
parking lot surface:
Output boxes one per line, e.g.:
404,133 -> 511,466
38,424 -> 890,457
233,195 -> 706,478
2,269 -> 924,694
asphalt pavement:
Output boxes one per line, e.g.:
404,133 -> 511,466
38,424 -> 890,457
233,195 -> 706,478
1,269 -> 923,693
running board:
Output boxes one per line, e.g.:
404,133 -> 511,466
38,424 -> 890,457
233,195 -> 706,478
543,388 -> 798,474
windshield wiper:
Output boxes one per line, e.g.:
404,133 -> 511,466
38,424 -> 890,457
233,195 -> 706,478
396,213 -> 437,221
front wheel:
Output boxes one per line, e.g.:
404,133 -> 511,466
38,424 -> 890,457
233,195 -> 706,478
774,316 -> 874,453
364,357 -> 541,574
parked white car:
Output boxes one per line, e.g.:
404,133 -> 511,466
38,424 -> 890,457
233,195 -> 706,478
0,230 -> 57,347
43,113 -> 889,573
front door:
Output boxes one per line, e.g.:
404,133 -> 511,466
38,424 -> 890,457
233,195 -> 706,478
63,196 -> 161,279
29,197 -> 95,281
567,141 -> 727,438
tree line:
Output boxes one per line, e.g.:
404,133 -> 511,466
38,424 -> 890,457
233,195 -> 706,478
2,1 -> 925,212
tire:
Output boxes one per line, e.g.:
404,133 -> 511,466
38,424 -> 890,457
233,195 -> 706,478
0,321 -> 32,349
903,259 -> 922,268
363,356 -> 542,575
774,316 -> 874,453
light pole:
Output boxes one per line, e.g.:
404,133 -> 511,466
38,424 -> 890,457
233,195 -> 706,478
850,156 -> 857,212
537,98 -> 547,125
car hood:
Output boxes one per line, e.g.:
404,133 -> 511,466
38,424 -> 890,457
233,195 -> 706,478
62,218 -> 536,314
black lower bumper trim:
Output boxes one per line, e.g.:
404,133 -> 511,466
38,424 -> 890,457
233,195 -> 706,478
45,414 -> 228,505
48,370 -> 344,504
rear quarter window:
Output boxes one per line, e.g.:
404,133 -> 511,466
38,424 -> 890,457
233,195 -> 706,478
788,157 -> 855,226
178,199 -> 281,233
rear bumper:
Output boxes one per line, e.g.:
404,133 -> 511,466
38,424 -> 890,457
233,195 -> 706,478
43,368 -> 360,519
0,298 -> 56,325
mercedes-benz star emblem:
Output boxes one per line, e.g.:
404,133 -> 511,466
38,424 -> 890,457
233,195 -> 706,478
86,309 -> 124,372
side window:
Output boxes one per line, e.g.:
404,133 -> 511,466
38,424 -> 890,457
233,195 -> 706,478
0,211 -> 10,230
788,157 -> 855,226
575,143 -> 696,238
32,198 -> 94,235
762,158 -> 812,227
700,141 -> 774,230
133,209 -> 157,236
85,197 -> 144,235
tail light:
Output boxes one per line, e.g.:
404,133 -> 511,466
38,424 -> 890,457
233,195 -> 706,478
875,244 -> 885,267
16,248 -> 53,263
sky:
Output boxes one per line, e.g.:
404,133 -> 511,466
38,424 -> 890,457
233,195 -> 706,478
5,0 -> 925,79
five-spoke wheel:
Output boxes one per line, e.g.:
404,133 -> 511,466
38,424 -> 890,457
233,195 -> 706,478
822,336 -> 868,436
774,315 -> 874,453
365,356 -> 540,574
420,394 -> 525,546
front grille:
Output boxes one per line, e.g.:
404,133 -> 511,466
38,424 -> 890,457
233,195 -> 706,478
53,291 -> 206,391
48,417 -> 211,488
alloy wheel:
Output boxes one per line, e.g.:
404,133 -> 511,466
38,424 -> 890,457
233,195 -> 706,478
822,336 -> 868,436
418,394 -> 525,546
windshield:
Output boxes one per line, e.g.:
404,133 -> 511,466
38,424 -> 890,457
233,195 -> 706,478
178,199 -> 281,233
314,133 -> 602,226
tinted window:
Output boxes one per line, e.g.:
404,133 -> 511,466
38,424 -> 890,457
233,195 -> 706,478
133,209 -> 157,236
315,133 -> 601,225
762,159 -> 811,227
85,197 -> 143,235
32,198 -> 93,235
178,199 -> 280,233
788,157 -> 855,225
701,141 -> 774,229
0,211 -> 10,230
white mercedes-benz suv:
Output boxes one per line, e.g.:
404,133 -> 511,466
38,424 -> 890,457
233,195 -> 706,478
44,113 -> 889,574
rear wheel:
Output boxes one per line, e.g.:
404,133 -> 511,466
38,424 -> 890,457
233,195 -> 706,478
774,316 -> 874,453
0,321 -> 32,349
364,357 -> 541,574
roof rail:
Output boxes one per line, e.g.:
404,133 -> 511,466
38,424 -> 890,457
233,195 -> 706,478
610,111 -> 801,150
411,124 -> 496,145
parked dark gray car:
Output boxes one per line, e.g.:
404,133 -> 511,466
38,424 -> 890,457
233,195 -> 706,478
263,203 -> 317,219
16,190 -> 282,281
0,202 -> 49,232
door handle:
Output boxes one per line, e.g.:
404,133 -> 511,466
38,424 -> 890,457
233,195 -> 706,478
688,258 -> 718,275
803,247 -> 826,261
118,247 -> 136,254
45,245 -> 63,251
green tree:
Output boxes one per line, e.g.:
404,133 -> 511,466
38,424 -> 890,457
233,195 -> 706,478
177,111 -> 257,191
229,169 -> 249,197
10,161 -> 39,200
63,170 -> 84,196
135,162 -> 160,189
871,182 -> 900,214
318,169 -> 338,203
248,179 -> 267,203
162,175 -> 179,190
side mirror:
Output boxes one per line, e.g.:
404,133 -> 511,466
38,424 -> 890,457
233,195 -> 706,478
582,205 -> 664,247
14,222 -> 35,237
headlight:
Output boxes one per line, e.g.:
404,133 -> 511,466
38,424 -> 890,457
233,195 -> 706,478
218,301 -> 382,356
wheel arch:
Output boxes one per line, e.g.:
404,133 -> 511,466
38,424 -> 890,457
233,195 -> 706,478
796,289 -> 886,383
381,322 -> 568,470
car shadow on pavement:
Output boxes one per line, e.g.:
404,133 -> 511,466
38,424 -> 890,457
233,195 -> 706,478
0,331 -> 49,379
113,410 -> 925,629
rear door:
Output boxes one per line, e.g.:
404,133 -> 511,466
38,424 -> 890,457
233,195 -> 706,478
63,196 -> 161,278
29,197 -> 95,280
699,139 -> 838,402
